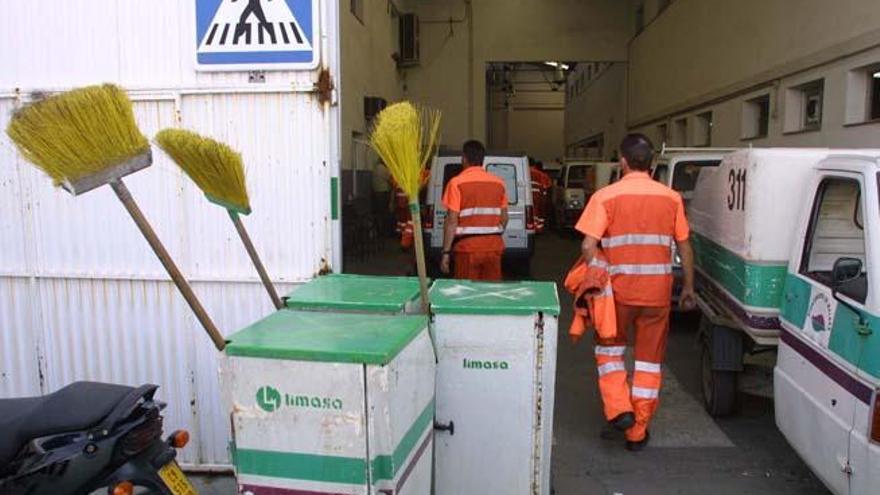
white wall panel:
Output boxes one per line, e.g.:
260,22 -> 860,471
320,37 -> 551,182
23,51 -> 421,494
0,0 -> 340,470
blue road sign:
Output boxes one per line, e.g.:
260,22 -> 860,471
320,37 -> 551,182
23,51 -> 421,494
196,0 -> 319,71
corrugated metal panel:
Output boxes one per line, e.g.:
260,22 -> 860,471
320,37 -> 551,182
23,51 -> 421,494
0,0 -> 318,90
0,0 -> 340,469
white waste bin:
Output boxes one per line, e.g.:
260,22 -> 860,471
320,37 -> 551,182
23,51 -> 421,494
429,280 -> 560,495
284,274 -> 422,314
223,310 -> 435,495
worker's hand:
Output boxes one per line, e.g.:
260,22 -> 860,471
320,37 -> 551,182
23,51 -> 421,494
440,253 -> 451,274
569,333 -> 582,345
679,285 -> 697,311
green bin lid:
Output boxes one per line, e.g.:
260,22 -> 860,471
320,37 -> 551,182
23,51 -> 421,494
284,274 -> 422,313
429,279 -> 560,316
226,310 -> 428,364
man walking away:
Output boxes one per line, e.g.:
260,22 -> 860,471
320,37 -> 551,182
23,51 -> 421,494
440,140 -> 508,280
575,133 -> 696,451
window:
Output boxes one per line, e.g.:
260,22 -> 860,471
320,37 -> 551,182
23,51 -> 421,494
486,163 -> 518,204
845,63 -> 880,124
785,79 -> 824,132
672,117 -> 688,146
741,94 -> 770,139
671,160 -> 721,202
694,111 -> 712,146
566,165 -> 591,189
652,164 -> 669,185
657,123 -> 668,145
800,178 -> 867,303
351,0 -> 364,23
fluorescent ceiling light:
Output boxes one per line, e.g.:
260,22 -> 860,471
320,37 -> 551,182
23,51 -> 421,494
543,61 -> 570,71
872,71 -> 880,79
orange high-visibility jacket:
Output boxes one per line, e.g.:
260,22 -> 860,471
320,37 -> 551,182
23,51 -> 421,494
564,253 -> 617,340
575,171 -> 689,307
442,166 -> 508,253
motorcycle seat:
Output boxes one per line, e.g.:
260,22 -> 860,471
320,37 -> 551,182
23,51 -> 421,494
0,381 -> 135,467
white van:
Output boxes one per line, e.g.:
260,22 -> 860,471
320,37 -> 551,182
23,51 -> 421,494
651,148 -> 734,306
690,148 -> 880,495
423,151 -> 535,275
552,160 -> 617,231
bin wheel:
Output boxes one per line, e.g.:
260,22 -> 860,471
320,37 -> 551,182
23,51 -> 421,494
701,338 -> 737,417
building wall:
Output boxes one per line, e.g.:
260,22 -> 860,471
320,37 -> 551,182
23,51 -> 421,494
487,66 -> 566,162
627,0 -> 880,127
564,62 -> 627,159
340,0 -> 404,170
400,0 -> 631,148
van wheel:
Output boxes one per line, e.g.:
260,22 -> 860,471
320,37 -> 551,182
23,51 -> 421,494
701,338 -> 737,417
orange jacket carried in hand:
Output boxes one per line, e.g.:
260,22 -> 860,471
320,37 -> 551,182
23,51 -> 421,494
564,252 -> 617,342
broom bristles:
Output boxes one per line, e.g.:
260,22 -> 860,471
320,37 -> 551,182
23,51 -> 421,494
369,102 -> 441,201
5,84 -> 149,185
155,128 -> 250,213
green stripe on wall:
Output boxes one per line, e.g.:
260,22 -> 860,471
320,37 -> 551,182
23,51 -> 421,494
235,449 -> 367,484
330,177 -> 339,220
371,399 -> 435,480
691,232 -> 788,309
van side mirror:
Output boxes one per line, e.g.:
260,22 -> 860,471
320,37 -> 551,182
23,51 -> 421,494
832,257 -> 862,288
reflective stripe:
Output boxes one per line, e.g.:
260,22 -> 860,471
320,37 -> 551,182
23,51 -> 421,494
609,263 -> 672,275
631,386 -> 659,399
597,361 -> 626,376
456,226 -> 504,235
595,345 -> 626,356
597,285 -> 613,297
589,258 -> 609,269
634,361 -> 661,373
602,234 -> 672,248
459,207 -> 502,217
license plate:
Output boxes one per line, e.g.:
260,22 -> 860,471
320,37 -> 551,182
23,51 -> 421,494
158,461 -> 198,495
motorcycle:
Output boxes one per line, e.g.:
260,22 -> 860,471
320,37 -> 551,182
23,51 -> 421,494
0,381 -> 196,495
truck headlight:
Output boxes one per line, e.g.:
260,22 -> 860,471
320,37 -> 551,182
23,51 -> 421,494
567,199 -> 582,209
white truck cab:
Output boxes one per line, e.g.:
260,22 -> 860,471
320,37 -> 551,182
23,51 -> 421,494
652,148 -> 735,306
423,150 -> 535,275
690,148 -> 880,495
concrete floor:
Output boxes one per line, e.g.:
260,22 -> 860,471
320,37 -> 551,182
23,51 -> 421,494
191,233 -> 830,494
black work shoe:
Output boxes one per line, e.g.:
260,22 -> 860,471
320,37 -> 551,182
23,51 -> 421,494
625,430 -> 650,452
609,412 -> 636,431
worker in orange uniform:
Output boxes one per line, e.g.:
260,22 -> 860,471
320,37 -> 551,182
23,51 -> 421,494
575,133 -> 696,451
393,167 -> 431,249
440,140 -> 508,280
529,160 -> 552,233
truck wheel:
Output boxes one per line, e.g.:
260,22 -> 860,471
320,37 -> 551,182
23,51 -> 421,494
701,338 -> 737,417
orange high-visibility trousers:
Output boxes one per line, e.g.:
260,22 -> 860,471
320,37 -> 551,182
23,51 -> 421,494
453,250 -> 503,281
594,303 -> 670,442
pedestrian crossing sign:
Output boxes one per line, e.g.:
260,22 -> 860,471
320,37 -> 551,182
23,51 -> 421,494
196,0 -> 319,71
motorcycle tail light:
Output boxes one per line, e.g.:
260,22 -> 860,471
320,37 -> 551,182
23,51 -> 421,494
871,390 -> 880,444
121,410 -> 162,455
112,481 -> 134,495
170,430 -> 190,449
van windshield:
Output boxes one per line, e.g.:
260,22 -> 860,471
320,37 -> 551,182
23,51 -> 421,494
567,165 -> 591,188
653,164 -> 669,184
486,163 -> 518,204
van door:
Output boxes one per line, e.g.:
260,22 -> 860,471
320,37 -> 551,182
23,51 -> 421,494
778,172 -> 871,494
430,158 -> 464,249
841,169 -> 880,495
485,158 -> 527,250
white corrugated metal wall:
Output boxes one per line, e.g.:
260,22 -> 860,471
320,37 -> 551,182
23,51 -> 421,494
0,0 -> 341,468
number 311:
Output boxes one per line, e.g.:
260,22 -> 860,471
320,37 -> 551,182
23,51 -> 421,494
727,168 -> 746,211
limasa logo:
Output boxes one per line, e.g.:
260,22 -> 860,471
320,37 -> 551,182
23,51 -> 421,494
255,386 -> 343,412
463,358 -> 510,370
256,385 -> 282,412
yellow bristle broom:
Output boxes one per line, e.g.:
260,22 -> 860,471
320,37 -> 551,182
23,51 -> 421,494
369,101 -> 441,315
6,84 -> 226,351
155,128 -> 282,310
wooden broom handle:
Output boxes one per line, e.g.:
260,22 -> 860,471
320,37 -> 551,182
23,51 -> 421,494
228,210 -> 283,310
111,179 -> 227,351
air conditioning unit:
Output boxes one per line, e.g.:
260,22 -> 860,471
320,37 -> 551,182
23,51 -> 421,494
397,13 -> 419,67
364,96 -> 388,123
